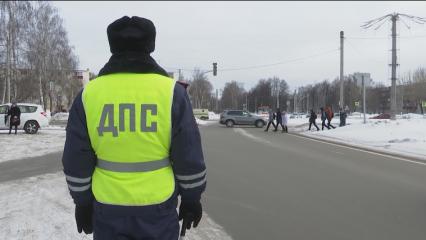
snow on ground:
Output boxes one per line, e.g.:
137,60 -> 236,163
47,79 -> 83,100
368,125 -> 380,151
0,173 -> 232,240
196,118 -> 217,126
208,111 -> 220,120
50,112 -> 69,121
0,127 -> 66,163
300,114 -> 426,160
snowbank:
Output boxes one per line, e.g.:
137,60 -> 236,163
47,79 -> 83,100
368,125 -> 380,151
208,111 -> 220,120
302,117 -> 426,160
51,112 -> 69,121
0,128 -> 66,163
0,173 -> 232,240
196,118 -> 209,125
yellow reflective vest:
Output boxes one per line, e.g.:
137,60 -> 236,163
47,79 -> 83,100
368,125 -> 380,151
82,73 -> 175,206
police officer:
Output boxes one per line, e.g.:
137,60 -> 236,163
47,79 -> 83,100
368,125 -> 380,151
62,16 -> 206,239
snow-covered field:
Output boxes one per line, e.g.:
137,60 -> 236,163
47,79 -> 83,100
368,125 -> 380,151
0,127 -> 66,163
0,173 -> 232,240
300,113 -> 426,160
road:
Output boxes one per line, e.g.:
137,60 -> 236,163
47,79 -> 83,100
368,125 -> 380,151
201,123 -> 426,240
0,152 -> 62,183
1,123 -> 426,239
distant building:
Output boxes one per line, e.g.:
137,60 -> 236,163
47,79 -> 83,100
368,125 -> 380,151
74,69 -> 90,86
348,72 -> 373,88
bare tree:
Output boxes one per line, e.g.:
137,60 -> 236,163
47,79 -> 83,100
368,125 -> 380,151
188,69 -> 213,109
0,1 -> 31,103
221,81 -> 246,110
23,2 -> 78,110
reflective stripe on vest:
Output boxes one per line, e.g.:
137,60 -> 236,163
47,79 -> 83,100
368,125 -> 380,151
97,158 -> 170,172
83,73 -> 176,206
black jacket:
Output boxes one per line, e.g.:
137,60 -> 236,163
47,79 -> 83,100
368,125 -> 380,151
62,52 -> 206,212
309,111 -> 317,122
7,105 -> 21,126
276,111 -> 282,123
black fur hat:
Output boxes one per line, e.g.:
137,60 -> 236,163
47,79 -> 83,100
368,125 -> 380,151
107,16 -> 156,54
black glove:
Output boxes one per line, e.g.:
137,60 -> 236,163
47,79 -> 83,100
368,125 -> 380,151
75,204 -> 93,234
178,200 -> 202,230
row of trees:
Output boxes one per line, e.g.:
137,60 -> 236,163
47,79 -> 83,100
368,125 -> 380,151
295,67 -> 426,114
186,71 -> 291,113
0,1 -> 79,111
186,66 -> 426,115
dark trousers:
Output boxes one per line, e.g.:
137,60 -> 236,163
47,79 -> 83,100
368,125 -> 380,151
321,119 -> 330,130
265,121 -> 276,131
9,124 -> 17,134
274,122 -> 286,132
309,121 -> 320,131
93,199 -> 179,240
327,119 -> 336,129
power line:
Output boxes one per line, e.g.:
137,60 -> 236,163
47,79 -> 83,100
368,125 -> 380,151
163,48 -> 339,74
220,48 -> 339,72
347,34 -> 426,40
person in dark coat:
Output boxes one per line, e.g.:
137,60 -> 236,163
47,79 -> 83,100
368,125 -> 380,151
320,107 -> 330,130
326,106 -> 336,129
339,107 -> 347,127
7,102 -> 21,134
274,108 -> 285,132
264,109 -> 276,132
308,109 -> 320,131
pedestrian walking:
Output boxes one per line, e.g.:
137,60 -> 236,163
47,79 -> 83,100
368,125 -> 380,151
308,109 -> 320,131
320,107 -> 330,130
326,106 -> 336,129
62,16 -> 206,240
264,109 -> 276,132
339,108 -> 347,127
7,102 -> 21,135
282,111 -> 288,133
274,108 -> 285,132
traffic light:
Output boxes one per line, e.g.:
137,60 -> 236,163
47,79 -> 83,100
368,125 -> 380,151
213,62 -> 217,76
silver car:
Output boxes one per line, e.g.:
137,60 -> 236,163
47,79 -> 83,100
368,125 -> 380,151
219,110 -> 265,128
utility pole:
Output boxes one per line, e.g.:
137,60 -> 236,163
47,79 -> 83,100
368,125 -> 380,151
215,89 -> 219,113
390,15 -> 397,120
276,91 -> 279,109
246,93 -> 248,112
293,90 -> 297,113
306,93 -> 309,113
178,69 -> 182,81
340,31 -> 344,110
362,13 -> 426,120
362,75 -> 366,124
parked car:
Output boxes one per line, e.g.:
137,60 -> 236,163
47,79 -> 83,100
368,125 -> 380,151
0,103 -> 49,134
193,108 -> 209,120
219,110 -> 266,128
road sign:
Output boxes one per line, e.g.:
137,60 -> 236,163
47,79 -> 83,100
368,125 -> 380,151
355,101 -> 360,107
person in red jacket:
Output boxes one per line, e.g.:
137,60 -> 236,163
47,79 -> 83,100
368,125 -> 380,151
325,106 -> 336,129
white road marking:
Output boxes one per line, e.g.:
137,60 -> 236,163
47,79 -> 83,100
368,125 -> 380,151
233,128 -> 273,145
290,133 -> 426,167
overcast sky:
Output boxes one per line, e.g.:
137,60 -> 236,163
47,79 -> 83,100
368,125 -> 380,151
52,1 -> 426,91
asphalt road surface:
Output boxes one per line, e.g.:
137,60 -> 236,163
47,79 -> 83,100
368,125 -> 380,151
1,123 -> 426,239
0,152 -> 62,183
201,123 -> 426,240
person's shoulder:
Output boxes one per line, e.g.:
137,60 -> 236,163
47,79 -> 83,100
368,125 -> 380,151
176,80 -> 189,89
